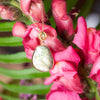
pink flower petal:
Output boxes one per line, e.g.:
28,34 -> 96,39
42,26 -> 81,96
73,17 -> 88,50
20,0 -> 47,22
51,61 -> 76,75
0,5 -> 4,11
24,47 -> 34,59
89,56 -> 100,84
20,0 -> 31,13
47,61 -> 83,93
44,75 -> 59,85
59,75 -> 83,93
12,22 -> 27,38
44,38 -> 65,53
46,82 -> 82,100
54,46 -> 80,68
94,30 -> 100,51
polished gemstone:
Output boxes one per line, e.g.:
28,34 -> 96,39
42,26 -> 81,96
32,46 -> 54,72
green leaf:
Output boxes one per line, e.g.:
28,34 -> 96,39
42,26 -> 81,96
0,94 -> 23,100
0,81 -> 51,94
0,94 -> 46,100
0,37 -> 23,46
0,22 -> 15,32
96,23 -> 100,30
0,67 -> 50,79
79,0 -> 94,17
44,0 -> 51,13
73,0 -> 94,29
85,92 -> 95,99
49,16 -> 56,28
95,88 -> 100,100
38,99 -> 46,100
67,0 -> 78,12
0,52 -> 31,63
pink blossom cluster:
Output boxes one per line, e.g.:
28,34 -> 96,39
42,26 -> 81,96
73,17 -> 100,88
3,0 -> 99,99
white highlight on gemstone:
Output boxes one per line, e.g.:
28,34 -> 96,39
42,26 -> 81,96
32,46 -> 54,72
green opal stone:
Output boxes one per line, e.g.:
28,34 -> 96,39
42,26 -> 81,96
32,46 -> 54,72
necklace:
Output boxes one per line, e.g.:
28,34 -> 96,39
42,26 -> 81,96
32,0 -> 54,72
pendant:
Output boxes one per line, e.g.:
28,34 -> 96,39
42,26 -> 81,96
32,46 -> 54,72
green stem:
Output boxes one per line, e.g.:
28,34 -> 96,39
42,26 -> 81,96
95,88 -> 100,100
18,15 -> 33,25
96,23 -> 100,30
80,67 -> 100,100
17,0 -> 20,3
10,0 -> 35,24
88,79 -> 100,100
26,15 -> 36,24
10,0 -> 21,10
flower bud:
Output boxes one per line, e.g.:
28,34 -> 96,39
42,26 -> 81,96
52,0 -> 74,39
0,5 -> 22,20
20,0 -> 47,22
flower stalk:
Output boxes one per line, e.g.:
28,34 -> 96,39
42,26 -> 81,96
79,66 -> 100,100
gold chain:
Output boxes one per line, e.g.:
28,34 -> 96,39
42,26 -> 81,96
38,0 -> 47,45
27,0 -> 47,45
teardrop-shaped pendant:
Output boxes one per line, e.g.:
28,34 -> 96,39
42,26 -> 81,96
32,46 -> 54,72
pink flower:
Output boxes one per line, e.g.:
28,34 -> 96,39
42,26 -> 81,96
44,46 -> 83,93
52,0 -> 74,38
46,82 -> 81,100
89,56 -> 100,87
13,22 -> 65,59
0,5 -> 15,20
73,17 -> 100,64
20,0 -> 47,22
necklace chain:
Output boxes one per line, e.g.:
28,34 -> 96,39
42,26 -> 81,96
31,0 -> 47,45
38,0 -> 47,44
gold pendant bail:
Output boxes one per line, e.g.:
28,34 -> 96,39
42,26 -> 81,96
38,31 -> 47,45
